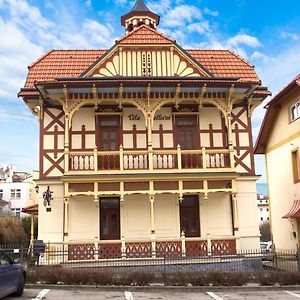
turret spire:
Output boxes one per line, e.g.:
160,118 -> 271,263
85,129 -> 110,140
121,0 -> 160,34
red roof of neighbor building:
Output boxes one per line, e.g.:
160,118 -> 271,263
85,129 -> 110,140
255,74 -> 300,154
117,25 -> 173,44
22,204 -> 38,214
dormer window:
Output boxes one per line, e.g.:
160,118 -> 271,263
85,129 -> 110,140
291,102 -> 300,122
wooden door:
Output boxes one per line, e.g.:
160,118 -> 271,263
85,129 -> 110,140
100,198 -> 120,240
98,117 -> 120,151
180,196 -> 200,237
176,117 -> 198,150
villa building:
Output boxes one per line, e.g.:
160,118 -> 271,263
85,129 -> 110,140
19,0 -> 270,260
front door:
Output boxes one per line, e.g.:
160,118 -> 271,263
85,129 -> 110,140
176,117 -> 198,150
98,117 -> 120,151
180,195 -> 200,237
100,198 -> 120,240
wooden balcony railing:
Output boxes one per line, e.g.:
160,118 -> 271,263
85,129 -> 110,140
67,145 -> 232,172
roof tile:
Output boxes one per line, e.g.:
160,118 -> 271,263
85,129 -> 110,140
21,48 -> 260,93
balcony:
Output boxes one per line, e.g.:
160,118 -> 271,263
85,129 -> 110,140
66,145 -> 234,174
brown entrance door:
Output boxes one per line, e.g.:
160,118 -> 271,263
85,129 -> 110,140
98,117 -> 120,151
100,198 -> 120,240
176,117 -> 198,150
179,195 -> 200,237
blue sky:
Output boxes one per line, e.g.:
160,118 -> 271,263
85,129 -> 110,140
0,0 -> 300,182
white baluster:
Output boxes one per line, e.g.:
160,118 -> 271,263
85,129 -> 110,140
90,156 -> 94,170
128,155 -> 133,169
215,154 -> 220,168
134,155 -> 139,169
74,156 -> 79,170
168,155 -> 173,168
153,154 -> 158,169
158,155 -> 163,169
138,155 -> 144,169
84,156 -> 89,170
123,155 -> 128,170
79,156 -> 84,170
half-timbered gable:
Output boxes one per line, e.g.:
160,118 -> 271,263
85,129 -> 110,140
83,25 -> 211,78
19,0 -> 271,262
41,108 -> 65,178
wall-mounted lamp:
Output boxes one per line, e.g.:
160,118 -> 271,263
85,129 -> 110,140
43,186 -> 53,212
35,185 -> 39,194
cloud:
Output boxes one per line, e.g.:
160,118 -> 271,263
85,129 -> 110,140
0,108 -> 36,123
162,5 -> 202,27
86,0 -> 92,7
227,34 -> 261,48
203,7 -> 219,17
280,30 -> 300,41
251,51 -> 270,64
0,0 -> 118,101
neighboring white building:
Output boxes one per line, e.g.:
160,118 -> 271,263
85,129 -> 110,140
0,164 -> 34,218
257,194 -> 270,223
256,74 -> 300,250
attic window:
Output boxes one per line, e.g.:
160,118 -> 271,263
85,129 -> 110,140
291,102 -> 300,122
142,52 -> 152,76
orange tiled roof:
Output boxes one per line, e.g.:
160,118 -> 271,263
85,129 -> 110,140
117,25 -> 173,45
188,50 -> 258,83
22,47 -> 260,91
24,50 -> 106,88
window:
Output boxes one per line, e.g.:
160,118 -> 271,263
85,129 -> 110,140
180,195 -> 200,237
291,102 -> 300,122
0,189 -> 3,199
142,52 -> 152,76
12,208 -> 21,218
291,102 -> 300,121
292,148 -> 300,182
10,189 -> 21,199
261,217 -> 263,221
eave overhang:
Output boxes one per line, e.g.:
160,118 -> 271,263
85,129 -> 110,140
33,76 -> 256,99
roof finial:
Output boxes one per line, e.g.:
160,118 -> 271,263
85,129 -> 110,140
121,0 -> 160,34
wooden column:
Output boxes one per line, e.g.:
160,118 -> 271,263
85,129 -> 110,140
226,114 -> 235,169
231,180 -> 240,251
64,116 -> 70,172
63,197 -> 69,240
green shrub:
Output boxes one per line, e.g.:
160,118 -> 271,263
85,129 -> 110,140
26,268 -> 300,286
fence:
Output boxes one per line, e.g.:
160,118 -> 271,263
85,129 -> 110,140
1,243 -> 300,273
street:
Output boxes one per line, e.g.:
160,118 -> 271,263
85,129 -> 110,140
6,287 -> 300,300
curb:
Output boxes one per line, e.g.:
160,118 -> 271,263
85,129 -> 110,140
25,283 -> 300,292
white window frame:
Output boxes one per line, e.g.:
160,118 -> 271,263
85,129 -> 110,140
10,189 -> 21,199
291,101 -> 300,122
12,208 -> 21,218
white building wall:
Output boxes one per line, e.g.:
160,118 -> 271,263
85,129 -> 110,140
0,181 -> 33,217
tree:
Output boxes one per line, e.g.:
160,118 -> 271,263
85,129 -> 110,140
0,217 -> 28,244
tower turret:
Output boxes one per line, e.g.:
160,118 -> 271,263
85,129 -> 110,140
121,0 -> 160,34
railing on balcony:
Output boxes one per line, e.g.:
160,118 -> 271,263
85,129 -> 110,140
68,145 -> 232,172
